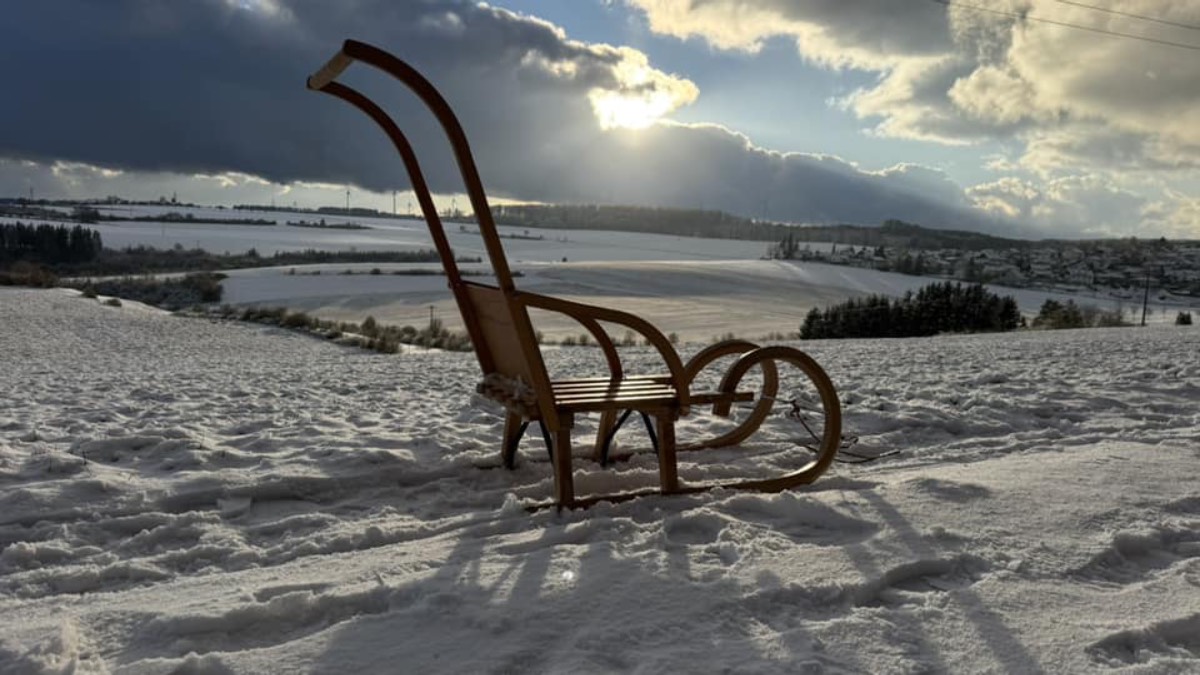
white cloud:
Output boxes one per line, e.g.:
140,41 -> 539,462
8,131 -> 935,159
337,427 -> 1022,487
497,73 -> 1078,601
587,47 -> 699,130
1142,189 -> 1200,238
630,0 -> 1200,174
50,161 -> 124,182
625,0 -> 1200,235
843,56 -> 985,145
968,174 -> 1150,236
948,65 -> 1045,127
624,0 -> 952,68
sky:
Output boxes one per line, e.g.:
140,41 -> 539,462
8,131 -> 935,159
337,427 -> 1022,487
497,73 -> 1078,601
1,0 -> 1199,239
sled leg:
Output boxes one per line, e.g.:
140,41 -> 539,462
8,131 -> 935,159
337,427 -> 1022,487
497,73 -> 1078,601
552,416 -> 575,507
593,409 -> 619,463
501,412 -> 528,469
657,412 -> 678,494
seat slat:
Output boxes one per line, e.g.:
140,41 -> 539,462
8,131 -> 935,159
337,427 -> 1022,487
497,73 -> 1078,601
552,375 -> 671,386
557,394 -> 678,413
554,389 -> 677,403
549,377 -> 756,411
552,378 -> 668,388
552,383 -> 673,395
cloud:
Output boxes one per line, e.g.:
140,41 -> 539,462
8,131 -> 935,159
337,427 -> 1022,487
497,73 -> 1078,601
528,121 -> 1000,230
623,0 -> 953,68
888,2 -> 1200,173
968,174 -> 1150,236
0,1 -> 662,188
843,55 -> 992,145
587,47 -> 699,130
0,0 -> 991,232
622,0 -> 1200,236
0,157 -> 323,207
1142,190 -> 1200,238
629,1 -> 1200,172
1020,124 -> 1200,175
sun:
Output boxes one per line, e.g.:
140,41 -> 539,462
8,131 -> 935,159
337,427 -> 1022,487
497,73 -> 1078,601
588,89 -> 675,131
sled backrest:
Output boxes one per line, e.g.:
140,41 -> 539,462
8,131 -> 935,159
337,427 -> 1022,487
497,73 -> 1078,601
307,39 -> 558,427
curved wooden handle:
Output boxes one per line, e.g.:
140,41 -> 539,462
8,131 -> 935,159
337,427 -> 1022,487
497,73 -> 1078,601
307,49 -> 354,90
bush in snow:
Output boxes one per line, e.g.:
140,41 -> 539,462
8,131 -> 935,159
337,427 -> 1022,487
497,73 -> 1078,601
0,260 -> 58,288
202,305 -> 471,354
63,272 -> 224,310
1033,299 -> 1132,330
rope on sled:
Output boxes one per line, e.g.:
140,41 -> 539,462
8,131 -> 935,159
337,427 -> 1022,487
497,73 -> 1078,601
784,398 -> 899,465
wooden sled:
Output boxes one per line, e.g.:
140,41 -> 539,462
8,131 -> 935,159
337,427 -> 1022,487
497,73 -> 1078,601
307,40 -> 842,509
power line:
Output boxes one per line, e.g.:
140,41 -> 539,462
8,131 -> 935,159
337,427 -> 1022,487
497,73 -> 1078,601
1052,0 -> 1200,33
927,0 -> 1200,51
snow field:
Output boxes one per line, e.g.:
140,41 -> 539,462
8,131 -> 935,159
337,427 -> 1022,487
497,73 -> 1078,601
0,287 -> 1198,673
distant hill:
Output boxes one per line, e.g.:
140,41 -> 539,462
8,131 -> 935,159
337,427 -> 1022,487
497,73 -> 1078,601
493,204 -> 781,241
867,219 -> 1032,251
492,204 -> 1031,250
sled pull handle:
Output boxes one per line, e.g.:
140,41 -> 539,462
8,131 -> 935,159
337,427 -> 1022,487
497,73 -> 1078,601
307,48 -> 354,90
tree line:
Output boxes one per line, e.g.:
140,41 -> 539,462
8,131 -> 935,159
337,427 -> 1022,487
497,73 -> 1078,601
0,221 -> 445,277
494,204 -> 783,241
0,222 -> 103,265
801,281 -> 1022,339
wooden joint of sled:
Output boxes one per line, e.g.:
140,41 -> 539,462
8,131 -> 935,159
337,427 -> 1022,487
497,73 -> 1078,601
307,39 -> 843,509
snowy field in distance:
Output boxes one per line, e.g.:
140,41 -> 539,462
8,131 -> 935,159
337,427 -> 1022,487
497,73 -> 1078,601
20,204 -> 777,262
7,205 -> 1195,340
219,257 -> 1195,342
28,204 -> 1185,340
2,287 -> 1198,673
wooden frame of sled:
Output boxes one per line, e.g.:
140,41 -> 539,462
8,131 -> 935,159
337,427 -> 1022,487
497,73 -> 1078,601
307,40 -> 842,509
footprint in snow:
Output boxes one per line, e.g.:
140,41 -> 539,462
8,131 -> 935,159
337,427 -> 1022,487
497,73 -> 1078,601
905,477 -> 991,502
1087,613 -> 1200,667
1070,525 -> 1200,587
662,512 -> 727,546
854,555 -> 990,608
713,492 -> 879,546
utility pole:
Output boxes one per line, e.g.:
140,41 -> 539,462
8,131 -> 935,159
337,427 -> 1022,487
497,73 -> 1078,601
345,188 -> 350,212
1141,272 -> 1151,327
392,190 -> 396,215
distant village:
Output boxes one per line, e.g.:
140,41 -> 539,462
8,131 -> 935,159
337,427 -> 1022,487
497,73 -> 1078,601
779,238 -> 1200,300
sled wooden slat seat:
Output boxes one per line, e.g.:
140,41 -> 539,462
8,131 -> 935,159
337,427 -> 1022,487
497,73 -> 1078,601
307,39 -> 843,509
551,381 -> 754,410
549,377 -> 754,406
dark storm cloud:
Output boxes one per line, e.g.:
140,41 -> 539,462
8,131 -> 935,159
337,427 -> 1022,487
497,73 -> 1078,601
0,1 -> 606,189
550,123 -> 1015,232
0,0 -> 995,229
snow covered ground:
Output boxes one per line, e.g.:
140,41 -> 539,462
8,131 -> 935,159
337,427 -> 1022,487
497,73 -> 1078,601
2,287 -> 1198,674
